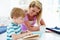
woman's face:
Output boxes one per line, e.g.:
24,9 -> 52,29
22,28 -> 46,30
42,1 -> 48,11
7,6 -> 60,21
29,6 -> 40,17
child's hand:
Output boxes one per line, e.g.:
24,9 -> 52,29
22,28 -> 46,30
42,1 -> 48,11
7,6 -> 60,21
23,30 -> 32,36
26,30 -> 31,33
12,34 -> 17,40
23,30 -> 32,35
26,30 -> 32,34
21,30 -> 31,33
19,30 -> 32,38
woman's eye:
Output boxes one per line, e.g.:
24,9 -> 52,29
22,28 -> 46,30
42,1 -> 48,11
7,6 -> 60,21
32,10 -> 35,12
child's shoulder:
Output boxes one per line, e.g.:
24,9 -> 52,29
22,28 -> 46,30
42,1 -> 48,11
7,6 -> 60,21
7,22 -> 14,28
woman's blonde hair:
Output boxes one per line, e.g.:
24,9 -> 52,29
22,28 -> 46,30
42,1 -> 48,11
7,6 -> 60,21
29,1 -> 42,25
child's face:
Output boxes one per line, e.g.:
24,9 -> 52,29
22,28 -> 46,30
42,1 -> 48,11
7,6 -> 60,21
15,17 -> 24,24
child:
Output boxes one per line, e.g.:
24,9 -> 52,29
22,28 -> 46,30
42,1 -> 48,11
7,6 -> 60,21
7,8 -> 31,40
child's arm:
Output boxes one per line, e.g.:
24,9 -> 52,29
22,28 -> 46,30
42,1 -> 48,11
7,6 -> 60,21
7,25 -> 32,40
12,31 -> 32,40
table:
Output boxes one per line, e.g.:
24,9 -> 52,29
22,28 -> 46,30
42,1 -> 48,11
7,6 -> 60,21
0,32 -> 60,40
18,32 -> 60,40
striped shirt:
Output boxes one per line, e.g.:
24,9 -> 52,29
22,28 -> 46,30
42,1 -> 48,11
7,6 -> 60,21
7,22 -> 22,40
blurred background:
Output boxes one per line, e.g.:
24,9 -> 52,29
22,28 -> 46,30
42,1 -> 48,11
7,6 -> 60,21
0,0 -> 60,27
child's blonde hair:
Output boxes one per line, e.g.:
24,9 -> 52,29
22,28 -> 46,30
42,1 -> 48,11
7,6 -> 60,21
29,1 -> 42,25
11,7 -> 25,19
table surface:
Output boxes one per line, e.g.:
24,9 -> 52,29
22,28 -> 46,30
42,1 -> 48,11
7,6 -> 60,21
40,32 -> 60,40
18,32 -> 60,40
0,32 -> 60,40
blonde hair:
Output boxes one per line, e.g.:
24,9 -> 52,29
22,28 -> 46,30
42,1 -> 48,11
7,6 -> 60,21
11,7 -> 25,19
29,1 -> 42,25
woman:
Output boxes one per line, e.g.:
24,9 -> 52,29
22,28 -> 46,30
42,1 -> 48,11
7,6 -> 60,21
22,1 -> 45,32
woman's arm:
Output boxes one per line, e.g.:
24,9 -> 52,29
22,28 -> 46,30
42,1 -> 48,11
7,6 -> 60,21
24,21 -> 39,31
24,19 -> 45,31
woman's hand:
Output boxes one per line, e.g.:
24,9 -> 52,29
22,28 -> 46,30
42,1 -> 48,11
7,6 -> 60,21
31,27 -> 40,31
